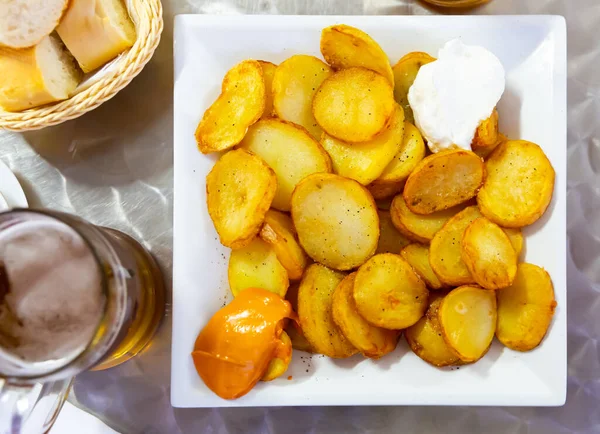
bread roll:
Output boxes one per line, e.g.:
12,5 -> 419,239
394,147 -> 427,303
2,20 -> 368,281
0,34 -> 82,112
0,0 -> 69,49
57,0 -> 136,73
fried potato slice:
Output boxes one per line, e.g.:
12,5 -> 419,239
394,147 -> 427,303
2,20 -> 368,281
284,283 -> 313,352
405,293 -> 461,367
320,104 -> 405,185
392,52 -> 436,123
238,118 -> 332,211
259,210 -> 309,280
320,24 -> 394,85
438,285 -> 497,363
471,108 -> 499,150
258,60 -> 276,119
496,263 -> 557,351
374,121 -> 426,185
313,67 -> 395,143
390,194 -> 464,244
367,181 -> 404,200
332,273 -> 399,358
403,149 -> 485,215
291,173 -> 379,270
477,140 -> 555,227
376,210 -> 411,254
228,237 -> 289,297
461,217 -> 518,290
196,60 -> 265,153
400,244 -> 445,290
261,331 -> 292,381
474,133 -> 508,160
429,206 -> 482,286
503,227 -> 524,257
206,149 -> 277,248
354,253 -> 428,329
297,264 -> 357,358
272,55 -> 332,139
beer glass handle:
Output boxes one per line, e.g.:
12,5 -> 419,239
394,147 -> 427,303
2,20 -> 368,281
0,378 -> 72,434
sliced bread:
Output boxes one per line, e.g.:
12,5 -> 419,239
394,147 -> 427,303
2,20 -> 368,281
0,0 -> 69,49
0,34 -> 82,112
57,0 -> 136,73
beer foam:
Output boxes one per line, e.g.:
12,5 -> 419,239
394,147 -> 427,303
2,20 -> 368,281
0,219 -> 104,366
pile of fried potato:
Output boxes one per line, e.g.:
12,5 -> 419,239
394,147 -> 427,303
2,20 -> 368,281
196,24 -> 558,379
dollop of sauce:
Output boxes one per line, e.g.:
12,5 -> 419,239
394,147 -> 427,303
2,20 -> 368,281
191,287 -> 293,399
408,39 -> 505,153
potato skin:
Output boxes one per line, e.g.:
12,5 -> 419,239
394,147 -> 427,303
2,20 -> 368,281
392,52 -> 436,124
471,108 -> 499,150
321,24 -> 394,85
461,217 -> 518,290
260,210 -> 308,280
291,173 -> 379,270
438,285 -> 497,363
332,273 -> 399,358
403,149 -> 485,215
353,253 -> 428,330
196,60 -> 265,153
206,149 -> 277,249
477,140 -> 555,228
313,67 -> 395,143
405,293 -> 460,367
496,263 -> 557,352
297,264 -> 357,358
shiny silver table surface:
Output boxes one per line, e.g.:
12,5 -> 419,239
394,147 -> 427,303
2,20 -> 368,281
0,1 -> 597,433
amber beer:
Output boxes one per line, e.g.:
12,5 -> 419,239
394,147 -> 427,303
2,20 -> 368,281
0,209 -> 165,377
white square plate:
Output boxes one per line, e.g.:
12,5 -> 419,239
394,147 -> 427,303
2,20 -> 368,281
172,15 -> 567,407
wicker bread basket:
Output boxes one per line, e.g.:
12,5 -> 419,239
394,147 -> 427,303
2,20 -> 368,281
0,0 -> 163,132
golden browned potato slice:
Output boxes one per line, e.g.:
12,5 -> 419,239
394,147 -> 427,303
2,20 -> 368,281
376,210 -> 411,254
261,331 -> 292,381
195,60 -> 265,153
496,263 -> 557,351
228,237 -> 289,297
392,52 -> 436,123
320,24 -> 394,85
374,121 -> 426,185
354,253 -> 428,329
400,244 -> 445,290
320,105 -> 405,185
438,285 -> 497,363
272,55 -> 332,139
206,149 -> 277,248
471,108 -> 499,150
404,149 -> 485,215
297,264 -> 357,358
477,140 -> 555,227
260,210 -> 309,280
291,173 -> 379,270
429,206 -> 482,286
258,60 -> 276,119
461,217 -> 518,290
238,119 -> 332,211
332,273 -> 399,358
405,293 -> 461,367
503,227 -> 524,257
284,283 -> 313,352
313,67 -> 395,143
367,182 -> 404,200
390,194 -> 464,244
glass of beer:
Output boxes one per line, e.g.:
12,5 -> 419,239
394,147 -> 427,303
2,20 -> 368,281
0,209 -> 165,433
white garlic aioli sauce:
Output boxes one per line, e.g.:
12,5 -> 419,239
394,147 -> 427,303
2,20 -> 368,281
408,39 -> 505,153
